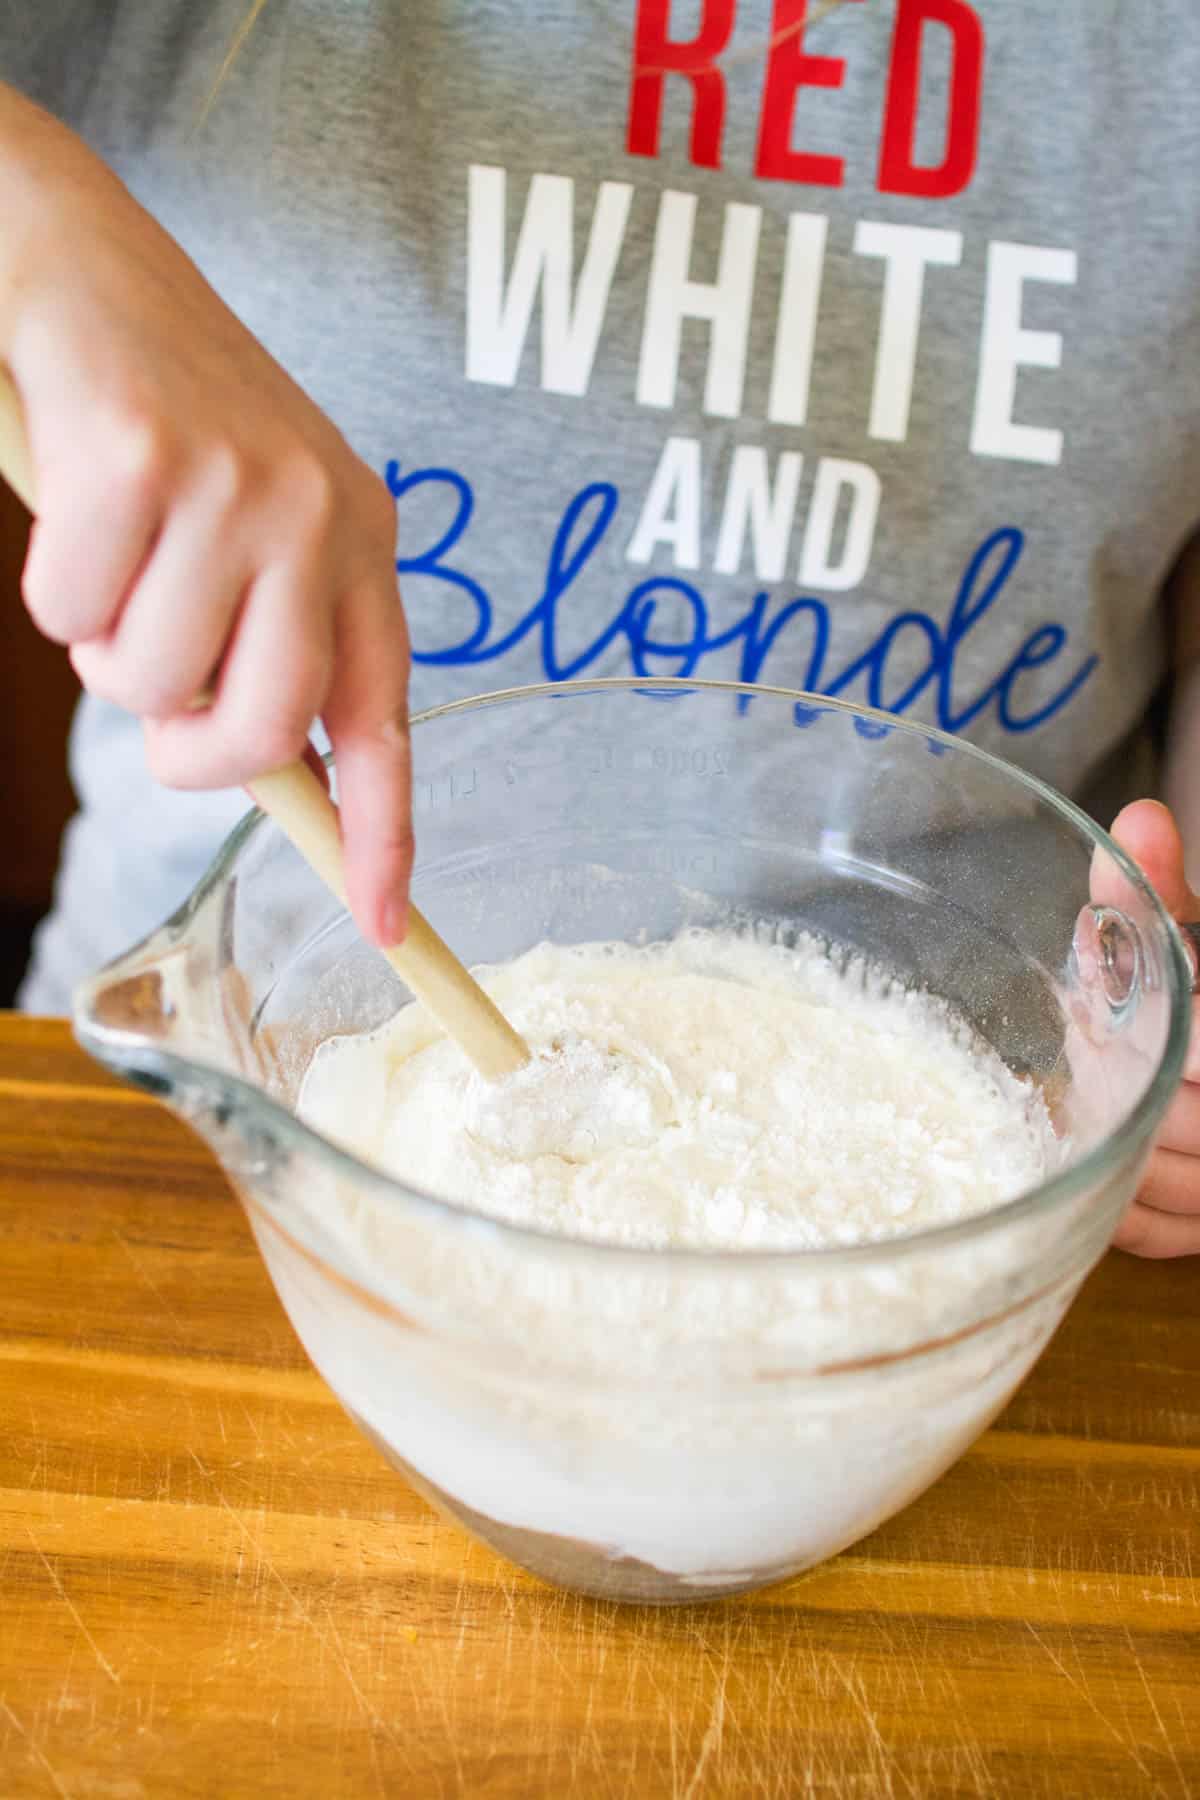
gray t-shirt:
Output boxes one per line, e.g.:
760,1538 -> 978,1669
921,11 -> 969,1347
7,0 -> 1200,1009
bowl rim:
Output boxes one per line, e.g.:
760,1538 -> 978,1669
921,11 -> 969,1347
75,676 -> 1194,1276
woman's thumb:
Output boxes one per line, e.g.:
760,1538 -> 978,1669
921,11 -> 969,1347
1109,800 -> 1200,923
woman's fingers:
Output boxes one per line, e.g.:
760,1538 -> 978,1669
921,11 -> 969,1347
1177,1000 -> 1200,1087
21,418 -> 166,646
72,443 -> 414,957
1132,1145 -> 1200,1217
144,558 -> 334,789
323,566 -> 413,949
1100,801 -> 1200,1258
1153,1078 -> 1200,1155
69,457 -> 255,717
1113,1199 -> 1200,1259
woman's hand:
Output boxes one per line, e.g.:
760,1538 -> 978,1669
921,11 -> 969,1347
1109,800 -> 1200,1258
3,89 -> 412,947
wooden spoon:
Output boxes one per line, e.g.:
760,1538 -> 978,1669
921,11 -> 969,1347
0,368 -> 529,1080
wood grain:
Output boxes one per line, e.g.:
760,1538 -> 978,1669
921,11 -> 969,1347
0,1017 -> 1197,1799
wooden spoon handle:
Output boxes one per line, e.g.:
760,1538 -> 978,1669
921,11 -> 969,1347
248,762 -> 529,1079
0,365 -> 529,1079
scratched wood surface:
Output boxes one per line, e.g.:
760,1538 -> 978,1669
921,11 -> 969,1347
1,1017 -> 1197,1799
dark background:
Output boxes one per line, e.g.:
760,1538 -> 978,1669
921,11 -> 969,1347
1,479 -> 79,1006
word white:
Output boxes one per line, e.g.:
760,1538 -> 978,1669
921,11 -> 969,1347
466,167 -> 1078,466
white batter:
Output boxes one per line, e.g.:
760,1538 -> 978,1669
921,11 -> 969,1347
299,930 -> 1053,1250
272,927 -> 1079,1587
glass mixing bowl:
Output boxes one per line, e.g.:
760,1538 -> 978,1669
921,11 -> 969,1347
74,680 -> 1191,1604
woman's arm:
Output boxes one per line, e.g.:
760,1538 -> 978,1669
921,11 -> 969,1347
0,82 -> 413,948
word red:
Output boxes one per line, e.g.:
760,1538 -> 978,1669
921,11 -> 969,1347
627,0 -> 984,198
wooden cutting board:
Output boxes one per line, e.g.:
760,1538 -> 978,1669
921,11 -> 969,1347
1,1017 -> 1197,1798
